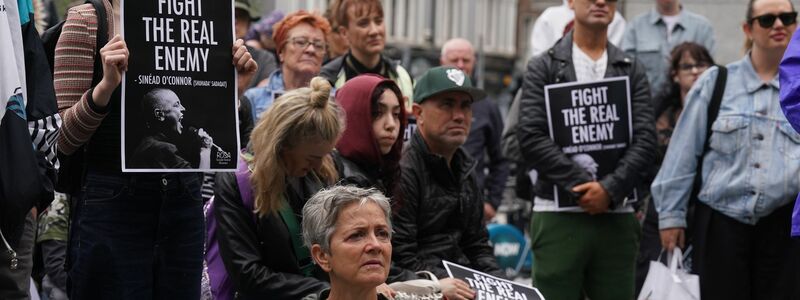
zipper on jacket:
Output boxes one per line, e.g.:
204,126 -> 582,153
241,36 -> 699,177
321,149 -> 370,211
0,228 -> 18,270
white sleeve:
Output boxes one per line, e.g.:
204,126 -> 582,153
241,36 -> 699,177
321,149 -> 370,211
608,11 -> 626,47
530,10 -> 555,58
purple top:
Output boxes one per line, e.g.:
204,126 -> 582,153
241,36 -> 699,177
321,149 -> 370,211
206,154 -> 254,299
778,27 -> 800,237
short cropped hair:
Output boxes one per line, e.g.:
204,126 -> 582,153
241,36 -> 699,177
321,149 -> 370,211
334,0 -> 383,29
301,185 -> 392,253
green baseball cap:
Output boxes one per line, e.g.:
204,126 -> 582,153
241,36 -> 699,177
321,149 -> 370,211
413,66 -> 487,104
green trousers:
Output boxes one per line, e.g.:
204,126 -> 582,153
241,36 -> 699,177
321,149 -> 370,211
530,212 -> 640,300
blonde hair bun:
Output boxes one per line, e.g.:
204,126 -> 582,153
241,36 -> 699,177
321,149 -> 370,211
309,77 -> 332,108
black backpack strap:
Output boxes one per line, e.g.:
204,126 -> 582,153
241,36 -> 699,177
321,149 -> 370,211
704,66 -> 727,153
690,66 -> 727,201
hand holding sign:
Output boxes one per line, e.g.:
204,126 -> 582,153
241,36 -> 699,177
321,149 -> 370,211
94,35 -> 129,108
440,278 -> 476,300
122,0 -> 239,172
443,261 -> 544,300
233,39 -> 257,96
573,181 -> 611,214
544,77 -> 636,208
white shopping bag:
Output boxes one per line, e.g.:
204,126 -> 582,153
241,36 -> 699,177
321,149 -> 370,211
637,248 -> 700,300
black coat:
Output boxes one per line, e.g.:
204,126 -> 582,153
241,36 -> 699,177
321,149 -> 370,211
517,32 -> 657,207
392,130 -> 503,279
213,172 -> 329,299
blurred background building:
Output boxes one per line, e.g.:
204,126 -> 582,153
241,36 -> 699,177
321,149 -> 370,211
47,0 -> 766,113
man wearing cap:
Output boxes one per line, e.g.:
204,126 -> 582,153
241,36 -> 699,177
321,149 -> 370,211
235,0 -> 277,90
518,0 -> 656,298
392,66 -> 503,299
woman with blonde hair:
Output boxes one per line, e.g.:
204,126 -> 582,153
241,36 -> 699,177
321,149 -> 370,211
653,0 -> 799,298
210,77 -> 343,299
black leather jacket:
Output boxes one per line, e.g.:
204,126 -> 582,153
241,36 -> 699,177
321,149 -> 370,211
392,130 -> 503,278
213,172 -> 329,299
517,32 -> 657,207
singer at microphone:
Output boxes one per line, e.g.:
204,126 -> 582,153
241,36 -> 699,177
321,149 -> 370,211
130,88 -> 215,169
188,126 -> 223,152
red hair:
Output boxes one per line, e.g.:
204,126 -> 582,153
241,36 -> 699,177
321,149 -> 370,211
272,10 -> 331,54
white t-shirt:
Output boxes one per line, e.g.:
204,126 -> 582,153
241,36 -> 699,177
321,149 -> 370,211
572,43 -> 608,82
661,14 -> 680,42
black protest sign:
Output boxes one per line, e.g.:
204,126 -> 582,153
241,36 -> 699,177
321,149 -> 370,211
121,0 -> 238,172
544,77 -> 636,208
443,261 -> 544,300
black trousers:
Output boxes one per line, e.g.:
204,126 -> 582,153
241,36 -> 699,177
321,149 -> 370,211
692,201 -> 798,300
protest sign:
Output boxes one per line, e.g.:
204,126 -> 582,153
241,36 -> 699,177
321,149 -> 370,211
544,77 -> 636,208
121,0 -> 238,172
443,260 -> 544,300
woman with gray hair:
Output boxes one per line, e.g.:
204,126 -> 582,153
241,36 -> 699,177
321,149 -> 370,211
302,185 -> 394,300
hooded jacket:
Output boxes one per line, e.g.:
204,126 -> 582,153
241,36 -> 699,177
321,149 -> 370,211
331,75 -> 420,283
334,74 -> 405,196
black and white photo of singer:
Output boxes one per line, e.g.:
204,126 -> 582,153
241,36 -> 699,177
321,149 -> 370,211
130,88 -> 214,169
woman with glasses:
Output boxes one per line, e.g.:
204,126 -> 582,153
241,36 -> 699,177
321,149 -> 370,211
242,10 -> 331,123
654,43 -> 715,160
652,0 -> 799,298
635,42 -> 714,294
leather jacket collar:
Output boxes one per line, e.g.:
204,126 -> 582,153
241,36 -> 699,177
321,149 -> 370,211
409,129 -> 477,184
547,31 -> 634,83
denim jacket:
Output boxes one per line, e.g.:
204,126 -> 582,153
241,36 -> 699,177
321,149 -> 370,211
242,70 -> 285,122
652,55 -> 800,228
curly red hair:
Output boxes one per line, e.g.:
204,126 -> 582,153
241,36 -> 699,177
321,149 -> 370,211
272,10 -> 331,54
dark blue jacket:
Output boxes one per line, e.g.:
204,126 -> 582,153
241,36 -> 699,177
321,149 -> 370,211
463,98 -> 510,209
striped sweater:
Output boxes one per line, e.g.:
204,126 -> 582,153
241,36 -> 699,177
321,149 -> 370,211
53,0 -> 114,155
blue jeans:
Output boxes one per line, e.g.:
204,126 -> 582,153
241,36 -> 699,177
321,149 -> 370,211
68,170 -> 204,299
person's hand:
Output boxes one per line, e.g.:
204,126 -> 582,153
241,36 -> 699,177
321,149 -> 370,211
483,202 -> 496,222
660,227 -> 685,252
196,128 -> 213,149
376,283 -> 396,299
233,39 -> 257,96
572,182 -> 610,214
93,35 -> 128,107
439,278 -> 475,300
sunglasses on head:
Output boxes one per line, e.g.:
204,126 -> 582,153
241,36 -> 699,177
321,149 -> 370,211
749,11 -> 798,28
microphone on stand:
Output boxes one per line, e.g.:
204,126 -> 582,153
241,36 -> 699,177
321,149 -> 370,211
187,126 -> 224,152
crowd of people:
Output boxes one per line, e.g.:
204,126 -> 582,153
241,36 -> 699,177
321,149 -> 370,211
1,0 -> 800,299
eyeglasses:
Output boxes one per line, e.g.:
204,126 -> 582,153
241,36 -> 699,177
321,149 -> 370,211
286,36 -> 327,54
678,62 -> 711,73
749,11 -> 798,28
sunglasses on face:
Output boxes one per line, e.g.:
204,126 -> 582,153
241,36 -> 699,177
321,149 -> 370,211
749,11 -> 798,28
